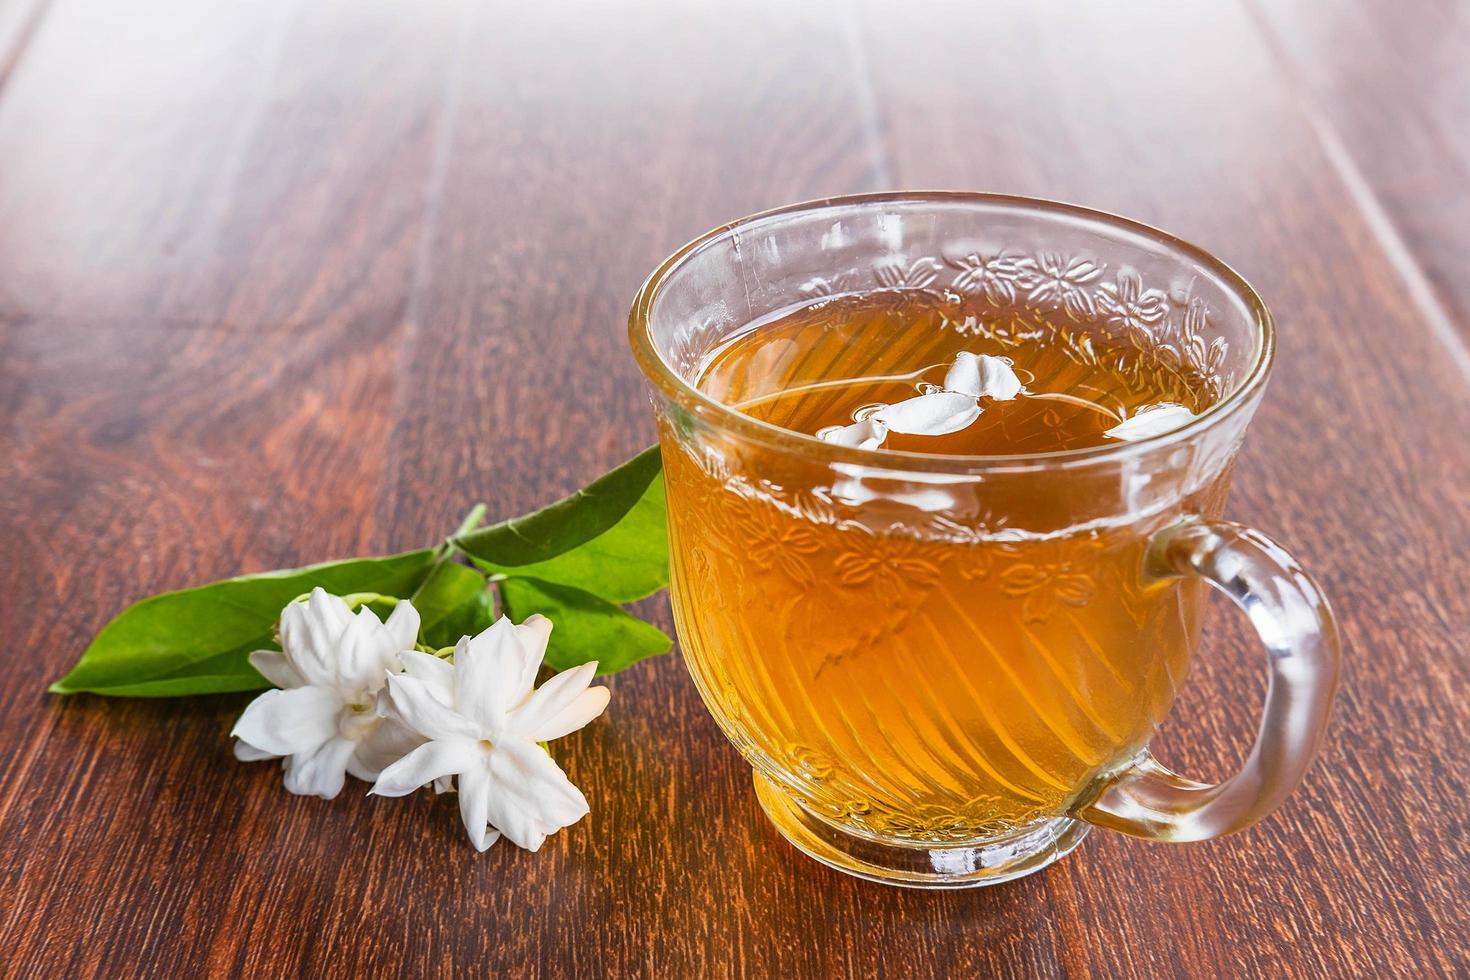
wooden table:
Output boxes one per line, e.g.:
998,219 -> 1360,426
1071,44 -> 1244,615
2,0 -> 1466,975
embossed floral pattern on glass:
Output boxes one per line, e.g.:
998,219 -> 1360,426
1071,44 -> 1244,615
633,194 -> 1338,888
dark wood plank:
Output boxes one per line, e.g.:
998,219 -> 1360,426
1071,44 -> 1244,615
0,0 -> 1466,976
0,0 -> 468,975
380,0 -> 887,534
1250,0 -> 1470,346
0,317 -> 408,976
853,0 -> 1470,976
369,1 -> 927,976
0,0 -> 462,329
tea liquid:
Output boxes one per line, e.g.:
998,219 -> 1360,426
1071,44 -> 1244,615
663,291 -> 1223,842
700,293 -> 1212,453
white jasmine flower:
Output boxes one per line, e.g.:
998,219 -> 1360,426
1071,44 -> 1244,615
813,352 -> 1023,451
1105,402 -> 1198,441
371,615 -> 610,852
943,352 -> 1023,401
875,391 -> 982,436
231,588 -> 423,799
816,417 -> 888,450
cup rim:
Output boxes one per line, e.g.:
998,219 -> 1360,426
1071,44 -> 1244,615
629,191 -> 1275,474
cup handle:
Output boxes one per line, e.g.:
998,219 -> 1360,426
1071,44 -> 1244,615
1074,520 -> 1342,841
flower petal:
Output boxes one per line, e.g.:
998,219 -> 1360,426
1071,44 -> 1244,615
282,736 -> 357,799
334,607 -> 404,695
247,650 -> 305,690
943,351 -> 982,396
400,649 -> 455,697
514,614 -> 552,667
482,789 -> 547,852
370,737 -> 479,797
458,762 -> 501,852
308,586 -> 355,630
457,617 -> 539,727
1105,403 -> 1196,441
230,686 -> 341,757
382,674 -> 479,741
510,663 -> 610,742
484,740 -> 591,851
383,599 -> 422,652
278,590 -> 352,687
875,392 -> 981,435
347,715 -> 425,782
945,352 -> 1022,401
233,739 -> 278,762
312,589 -> 352,651
817,417 -> 888,450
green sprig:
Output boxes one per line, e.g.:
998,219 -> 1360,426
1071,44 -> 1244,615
51,449 -> 672,697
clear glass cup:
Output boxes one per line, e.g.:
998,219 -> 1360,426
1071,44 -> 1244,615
629,193 -> 1340,888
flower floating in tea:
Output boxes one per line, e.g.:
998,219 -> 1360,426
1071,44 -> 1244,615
817,415 -> 889,450
943,351 -> 1024,402
877,391 -> 983,436
817,353 -> 1022,449
817,351 -> 1201,450
1104,402 -> 1198,441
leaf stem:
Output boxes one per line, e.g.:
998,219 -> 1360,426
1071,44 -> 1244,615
451,503 -> 488,541
412,504 -> 489,602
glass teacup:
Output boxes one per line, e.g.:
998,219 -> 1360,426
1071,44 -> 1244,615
629,193 -> 1340,888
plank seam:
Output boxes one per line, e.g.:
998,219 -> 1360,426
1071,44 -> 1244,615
378,0 -> 475,539
1242,0 -> 1470,386
839,0 -> 894,189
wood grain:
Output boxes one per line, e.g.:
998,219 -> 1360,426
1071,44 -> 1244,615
855,2 -> 1470,975
0,0 -> 1465,976
1251,0 -> 1470,346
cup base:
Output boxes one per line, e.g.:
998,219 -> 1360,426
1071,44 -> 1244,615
753,773 -> 1090,889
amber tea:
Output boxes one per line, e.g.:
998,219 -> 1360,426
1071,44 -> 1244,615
636,194 -> 1339,889
662,291 -> 1225,845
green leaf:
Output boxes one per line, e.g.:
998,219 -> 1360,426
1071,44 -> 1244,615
456,446 -> 664,570
468,470 -> 668,603
498,577 -> 672,675
425,588 -> 496,650
415,561 -> 496,648
50,550 -> 438,697
413,502 -> 497,647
